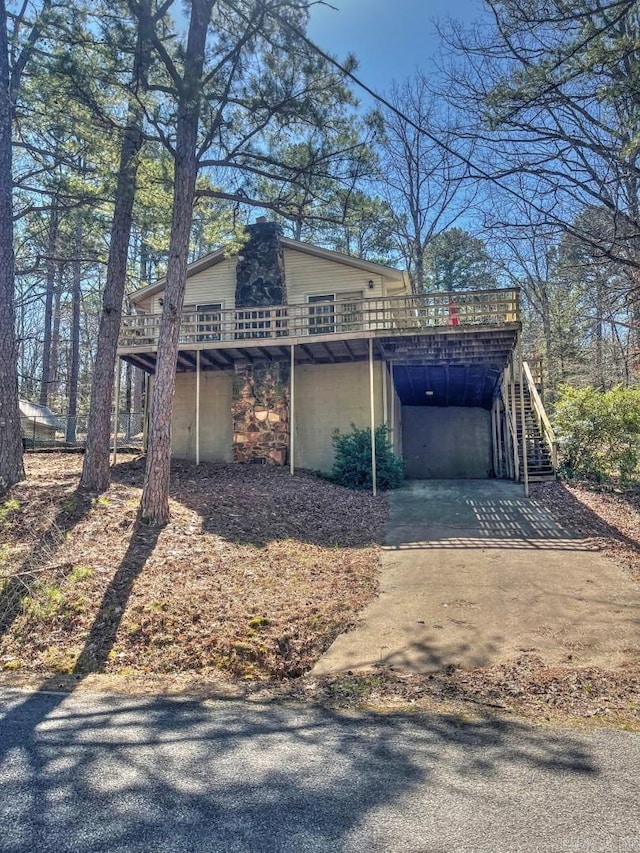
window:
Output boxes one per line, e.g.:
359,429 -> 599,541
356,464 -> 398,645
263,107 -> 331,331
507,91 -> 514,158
308,294 -> 335,334
196,303 -> 222,341
308,291 -> 364,335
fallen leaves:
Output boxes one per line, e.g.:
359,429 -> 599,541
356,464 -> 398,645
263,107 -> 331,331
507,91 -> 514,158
1,453 -> 385,680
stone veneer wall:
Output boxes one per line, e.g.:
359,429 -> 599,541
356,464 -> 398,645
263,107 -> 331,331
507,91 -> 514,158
232,361 -> 290,465
235,221 -> 286,307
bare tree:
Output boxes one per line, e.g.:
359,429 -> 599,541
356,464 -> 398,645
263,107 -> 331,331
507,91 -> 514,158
442,0 -> 640,333
0,0 -> 55,490
65,214 -> 82,442
138,0 -> 358,523
140,0 -> 215,523
80,0 -> 155,491
39,195 -> 60,406
374,73 -> 476,292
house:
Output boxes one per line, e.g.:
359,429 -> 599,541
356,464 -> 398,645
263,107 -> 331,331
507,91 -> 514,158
117,220 -> 556,489
19,400 -> 60,446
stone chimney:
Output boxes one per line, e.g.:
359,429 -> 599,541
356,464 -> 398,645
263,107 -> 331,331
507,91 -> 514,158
235,220 -> 286,308
231,220 -> 290,466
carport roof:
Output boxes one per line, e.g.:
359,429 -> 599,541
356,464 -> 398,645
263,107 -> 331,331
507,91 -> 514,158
393,364 -> 501,409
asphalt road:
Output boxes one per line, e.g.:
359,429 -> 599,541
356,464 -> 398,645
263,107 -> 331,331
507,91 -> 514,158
0,687 -> 638,853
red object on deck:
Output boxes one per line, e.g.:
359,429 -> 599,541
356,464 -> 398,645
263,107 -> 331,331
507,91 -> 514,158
448,299 -> 460,326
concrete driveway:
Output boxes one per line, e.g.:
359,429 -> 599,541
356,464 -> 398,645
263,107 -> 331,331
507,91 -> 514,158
313,480 -> 640,675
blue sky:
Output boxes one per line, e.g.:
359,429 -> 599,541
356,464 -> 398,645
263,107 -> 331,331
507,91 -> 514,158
307,0 -> 486,95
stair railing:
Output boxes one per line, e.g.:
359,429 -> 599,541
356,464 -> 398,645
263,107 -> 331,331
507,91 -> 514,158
501,363 -> 520,481
503,400 -> 519,480
522,361 -> 558,472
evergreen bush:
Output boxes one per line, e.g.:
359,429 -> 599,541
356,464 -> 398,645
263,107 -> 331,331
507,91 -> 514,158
331,424 -> 404,490
554,385 -> 640,484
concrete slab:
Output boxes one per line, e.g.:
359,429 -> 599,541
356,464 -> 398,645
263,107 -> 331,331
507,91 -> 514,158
312,480 -> 640,675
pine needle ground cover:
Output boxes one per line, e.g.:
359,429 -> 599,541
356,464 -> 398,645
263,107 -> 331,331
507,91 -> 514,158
2,458 -> 639,728
0,455 -> 386,682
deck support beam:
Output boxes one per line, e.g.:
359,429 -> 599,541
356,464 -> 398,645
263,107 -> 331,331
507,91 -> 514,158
389,362 -> 395,448
491,397 -> 498,477
195,350 -> 201,466
518,336 -> 529,497
496,397 -> 504,478
510,360 -> 520,482
502,369 -> 513,481
290,344 -> 295,475
382,359 -> 388,427
369,338 -> 377,497
112,357 -> 121,466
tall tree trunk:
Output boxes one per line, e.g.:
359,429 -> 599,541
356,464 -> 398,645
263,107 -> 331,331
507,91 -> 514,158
81,0 -> 152,491
631,274 -> 640,378
0,2 -> 24,490
133,366 -> 143,413
540,291 -> 556,399
49,270 -> 62,405
595,281 -> 604,389
413,239 -> 425,293
39,196 -> 59,406
140,231 -> 149,284
66,216 -> 82,442
141,0 -> 213,525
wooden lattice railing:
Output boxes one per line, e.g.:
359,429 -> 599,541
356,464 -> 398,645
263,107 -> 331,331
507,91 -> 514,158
119,288 -> 520,350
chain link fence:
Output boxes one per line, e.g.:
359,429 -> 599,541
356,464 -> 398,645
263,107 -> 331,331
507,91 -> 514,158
21,412 -> 145,451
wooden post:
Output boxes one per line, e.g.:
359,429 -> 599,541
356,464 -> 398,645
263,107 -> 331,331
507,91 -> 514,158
382,360 -> 388,426
510,359 -> 520,481
112,358 -> 121,466
289,344 -> 295,475
503,370 -> 514,481
518,339 -> 530,497
195,350 -> 201,466
496,397 -> 504,478
369,337 -> 377,497
491,398 -> 498,477
389,362 -> 395,448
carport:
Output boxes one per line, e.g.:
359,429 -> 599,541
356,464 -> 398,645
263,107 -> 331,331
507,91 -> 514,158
392,364 -> 500,480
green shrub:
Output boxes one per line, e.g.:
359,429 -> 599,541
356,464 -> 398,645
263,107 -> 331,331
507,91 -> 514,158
331,424 -> 404,490
553,385 -> 640,484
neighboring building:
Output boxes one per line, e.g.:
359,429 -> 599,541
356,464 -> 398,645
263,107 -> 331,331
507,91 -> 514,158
117,220 -> 555,484
19,400 -> 60,446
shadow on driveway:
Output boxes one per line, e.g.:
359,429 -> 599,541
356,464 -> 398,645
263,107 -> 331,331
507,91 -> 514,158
0,688 -> 602,853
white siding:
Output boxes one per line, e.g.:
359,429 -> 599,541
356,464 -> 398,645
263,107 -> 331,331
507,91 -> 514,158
293,361 -> 384,472
172,371 -> 233,462
134,297 -> 153,313
134,249 -> 402,313
145,258 -> 238,313
283,249 -> 386,302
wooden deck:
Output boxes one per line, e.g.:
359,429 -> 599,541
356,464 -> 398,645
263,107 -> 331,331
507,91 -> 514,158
118,288 -> 521,373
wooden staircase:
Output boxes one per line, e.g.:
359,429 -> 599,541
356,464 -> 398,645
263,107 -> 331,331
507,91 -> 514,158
497,359 -> 557,486
513,381 -> 556,482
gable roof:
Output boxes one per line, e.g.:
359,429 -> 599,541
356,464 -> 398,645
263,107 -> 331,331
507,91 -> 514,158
129,237 -> 407,305
19,399 -> 61,429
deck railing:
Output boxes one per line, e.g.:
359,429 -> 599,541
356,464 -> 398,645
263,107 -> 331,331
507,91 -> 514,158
522,360 -> 558,471
118,288 -> 520,350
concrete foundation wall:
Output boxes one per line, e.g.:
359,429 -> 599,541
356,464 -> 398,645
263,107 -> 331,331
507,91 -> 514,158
171,371 -> 233,462
402,406 -> 492,479
170,360 -> 392,474
294,361 -> 384,473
